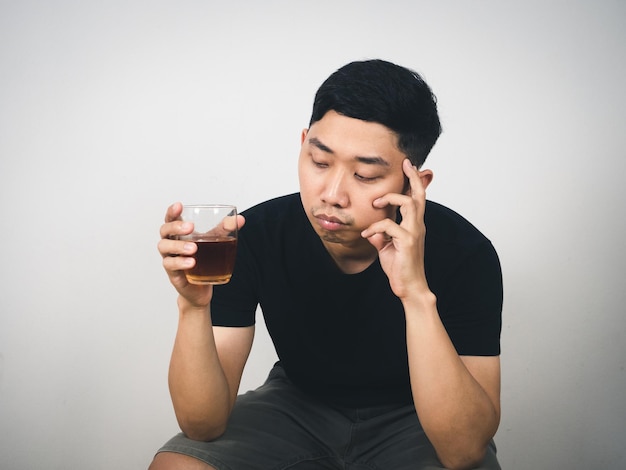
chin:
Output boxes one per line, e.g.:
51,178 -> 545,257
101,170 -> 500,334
319,231 -> 345,244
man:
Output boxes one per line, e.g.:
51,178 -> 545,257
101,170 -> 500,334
151,59 -> 502,470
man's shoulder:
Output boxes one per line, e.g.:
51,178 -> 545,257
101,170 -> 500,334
242,193 -> 301,218
424,200 -> 493,249
239,193 -> 304,239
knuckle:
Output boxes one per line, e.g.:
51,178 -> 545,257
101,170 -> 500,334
157,239 -> 168,254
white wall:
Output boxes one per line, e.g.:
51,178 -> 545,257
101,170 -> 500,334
1,1 -> 624,468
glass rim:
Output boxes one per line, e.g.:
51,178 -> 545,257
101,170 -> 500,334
182,204 -> 237,209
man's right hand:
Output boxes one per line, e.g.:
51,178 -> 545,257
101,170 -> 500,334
157,202 -> 214,308
157,202 -> 246,309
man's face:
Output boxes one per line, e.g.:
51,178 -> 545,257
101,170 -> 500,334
298,110 -> 408,260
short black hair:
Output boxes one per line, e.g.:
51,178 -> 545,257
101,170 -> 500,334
309,59 -> 442,167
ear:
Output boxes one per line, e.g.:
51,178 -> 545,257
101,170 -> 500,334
404,168 -> 434,195
418,169 -> 434,190
300,128 -> 308,144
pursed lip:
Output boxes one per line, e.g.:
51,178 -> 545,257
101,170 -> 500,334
314,213 -> 348,231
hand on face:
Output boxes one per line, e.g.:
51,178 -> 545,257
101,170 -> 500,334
361,159 -> 433,299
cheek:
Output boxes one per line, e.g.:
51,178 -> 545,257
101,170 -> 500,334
297,155 -> 305,179
297,159 -> 310,189
356,183 -> 403,222
298,169 -> 318,208
352,197 -> 391,227
298,154 -> 318,183
298,168 -> 314,194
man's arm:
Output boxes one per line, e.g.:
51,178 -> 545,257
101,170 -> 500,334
168,300 -> 254,441
362,160 -> 500,469
403,293 -> 500,469
158,202 -> 252,441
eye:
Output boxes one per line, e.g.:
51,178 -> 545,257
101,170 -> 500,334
311,156 -> 329,168
355,173 -> 380,182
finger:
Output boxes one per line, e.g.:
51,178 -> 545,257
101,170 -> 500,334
157,238 -> 197,258
373,189 -> 419,234
222,214 -> 246,232
165,202 -> 184,223
236,214 -> 246,230
159,220 -> 194,240
363,232 -> 392,252
162,252 -> 195,272
403,159 -> 427,201
373,192 -> 413,209
361,217 -> 407,242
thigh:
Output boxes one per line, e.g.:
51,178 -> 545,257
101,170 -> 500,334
155,365 -> 349,470
415,441 -> 500,470
149,451 -> 216,470
348,405 -> 500,470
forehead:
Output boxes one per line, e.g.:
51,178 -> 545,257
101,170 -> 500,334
307,111 -> 404,163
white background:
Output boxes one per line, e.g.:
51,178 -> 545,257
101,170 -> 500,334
1,1 -> 625,468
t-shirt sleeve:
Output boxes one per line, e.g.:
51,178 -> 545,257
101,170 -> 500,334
436,240 -> 503,356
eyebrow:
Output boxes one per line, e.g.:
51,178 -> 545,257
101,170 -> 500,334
308,137 -> 390,167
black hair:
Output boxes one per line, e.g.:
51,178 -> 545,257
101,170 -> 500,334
309,59 -> 442,167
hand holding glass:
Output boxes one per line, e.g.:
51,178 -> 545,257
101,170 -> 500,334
178,205 -> 238,285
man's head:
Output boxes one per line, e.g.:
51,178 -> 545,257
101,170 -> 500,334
309,59 -> 441,168
298,60 -> 438,266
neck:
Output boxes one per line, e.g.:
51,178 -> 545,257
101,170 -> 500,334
324,240 -> 378,274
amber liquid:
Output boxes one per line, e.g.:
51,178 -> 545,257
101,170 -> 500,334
185,236 -> 237,285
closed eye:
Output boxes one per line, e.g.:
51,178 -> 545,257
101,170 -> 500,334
355,173 -> 380,182
312,158 -> 329,168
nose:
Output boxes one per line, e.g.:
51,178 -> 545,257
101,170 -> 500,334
321,168 -> 349,208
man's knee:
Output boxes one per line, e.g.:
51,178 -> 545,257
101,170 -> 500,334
148,451 -> 216,470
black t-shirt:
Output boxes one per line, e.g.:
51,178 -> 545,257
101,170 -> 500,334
212,193 -> 502,407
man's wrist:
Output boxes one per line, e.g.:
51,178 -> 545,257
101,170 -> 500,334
400,289 -> 437,315
177,295 -> 210,316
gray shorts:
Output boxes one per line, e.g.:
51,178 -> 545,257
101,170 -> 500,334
156,363 -> 500,470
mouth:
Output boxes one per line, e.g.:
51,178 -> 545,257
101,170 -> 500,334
314,213 -> 348,231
